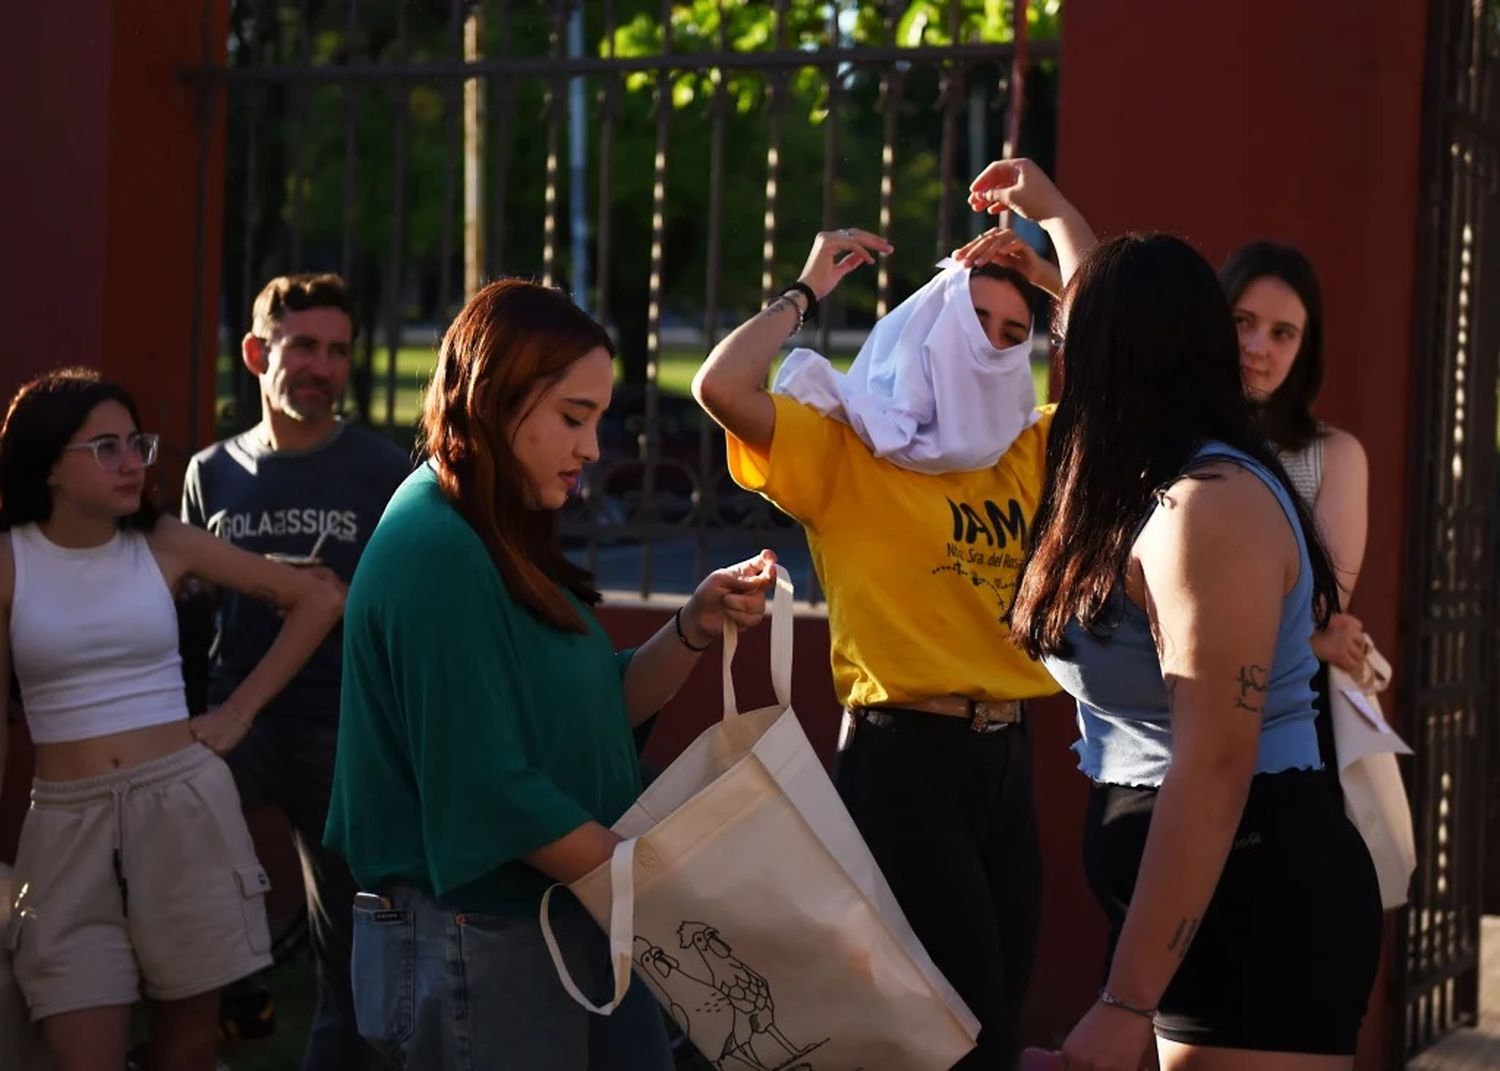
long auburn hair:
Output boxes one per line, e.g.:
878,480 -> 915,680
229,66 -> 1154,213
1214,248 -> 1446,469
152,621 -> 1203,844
420,278 -> 612,632
1010,234 -> 1339,658
1220,241 -> 1326,452
0,367 -> 162,532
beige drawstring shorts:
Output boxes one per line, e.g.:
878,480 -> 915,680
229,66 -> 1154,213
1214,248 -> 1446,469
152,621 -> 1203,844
4,743 -> 274,1020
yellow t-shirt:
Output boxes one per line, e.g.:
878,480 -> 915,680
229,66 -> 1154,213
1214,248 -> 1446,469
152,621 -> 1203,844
727,393 -> 1059,710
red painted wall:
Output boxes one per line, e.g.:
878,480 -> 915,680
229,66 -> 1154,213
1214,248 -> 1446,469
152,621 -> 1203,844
0,3 -> 112,393
1054,1 -> 1431,1064
0,1 -> 224,498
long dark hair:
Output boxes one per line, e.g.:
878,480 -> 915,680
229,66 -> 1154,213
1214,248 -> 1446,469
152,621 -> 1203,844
420,278 -> 611,632
1010,234 -> 1338,657
0,367 -> 161,532
1220,241 -> 1325,452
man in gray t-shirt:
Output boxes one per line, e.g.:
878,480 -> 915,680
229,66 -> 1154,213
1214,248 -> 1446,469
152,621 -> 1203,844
182,273 -> 408,1071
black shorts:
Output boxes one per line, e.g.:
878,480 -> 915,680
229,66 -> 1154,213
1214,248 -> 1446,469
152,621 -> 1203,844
1084,768 -> 1383,1055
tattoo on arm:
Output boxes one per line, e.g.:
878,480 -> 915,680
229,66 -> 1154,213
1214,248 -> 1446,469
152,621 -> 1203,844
764,295 -> 802,323
1166,916 -> 1201,960
1234,663 -> 1268,715
1163,674 -> 1179,713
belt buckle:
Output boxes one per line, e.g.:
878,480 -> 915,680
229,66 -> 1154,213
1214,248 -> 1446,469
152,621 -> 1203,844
969,699 -> 1016,733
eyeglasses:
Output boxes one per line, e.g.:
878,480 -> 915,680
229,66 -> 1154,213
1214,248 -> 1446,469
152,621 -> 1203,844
62,432 -> 160,471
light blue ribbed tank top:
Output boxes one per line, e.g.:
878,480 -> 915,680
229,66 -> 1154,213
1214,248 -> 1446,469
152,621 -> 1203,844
1041,443 -> 1322,787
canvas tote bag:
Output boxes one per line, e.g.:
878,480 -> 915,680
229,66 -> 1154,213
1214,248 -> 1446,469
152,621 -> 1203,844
1329,643 -> 1416,909
541,565 -> 979,1070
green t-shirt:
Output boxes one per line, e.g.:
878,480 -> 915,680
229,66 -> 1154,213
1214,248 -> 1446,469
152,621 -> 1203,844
324,464 -> 643,913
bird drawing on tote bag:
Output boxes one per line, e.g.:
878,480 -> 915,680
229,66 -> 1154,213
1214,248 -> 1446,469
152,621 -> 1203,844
631,926 -> 826,1071
676,921 -> 823,1071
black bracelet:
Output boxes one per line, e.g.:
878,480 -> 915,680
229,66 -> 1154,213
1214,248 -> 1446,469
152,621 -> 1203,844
779,281 -> 819,324
674,606 -> 712,653
1097,987 -> 1157,1020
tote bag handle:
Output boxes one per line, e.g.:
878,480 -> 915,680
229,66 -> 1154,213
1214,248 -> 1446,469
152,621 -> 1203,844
721,564 -> 794,723
540,838 -> 637,1015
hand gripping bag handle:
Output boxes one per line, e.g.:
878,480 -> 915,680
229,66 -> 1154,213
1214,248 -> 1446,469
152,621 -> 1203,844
721,564 -> 794,722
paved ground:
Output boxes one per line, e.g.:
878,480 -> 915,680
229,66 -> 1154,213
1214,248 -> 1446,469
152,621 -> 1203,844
1408,916 -> 1500,1069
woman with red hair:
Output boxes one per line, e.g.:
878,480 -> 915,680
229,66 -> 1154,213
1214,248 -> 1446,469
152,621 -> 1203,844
325,279 -> 777,1069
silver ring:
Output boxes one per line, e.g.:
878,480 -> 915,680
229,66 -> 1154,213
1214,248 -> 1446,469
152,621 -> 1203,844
838,227 -> 853,239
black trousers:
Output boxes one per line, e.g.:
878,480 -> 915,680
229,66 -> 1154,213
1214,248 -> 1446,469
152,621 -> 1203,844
833,708 -> 1041,1071
224,715 -> 377,1071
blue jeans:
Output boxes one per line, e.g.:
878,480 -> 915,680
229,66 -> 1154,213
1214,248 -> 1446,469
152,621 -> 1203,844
352,884 -> 673,1071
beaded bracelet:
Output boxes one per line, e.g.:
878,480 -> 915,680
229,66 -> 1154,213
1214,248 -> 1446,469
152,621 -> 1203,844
780,281 -> 819,322
770,281 -> 818,330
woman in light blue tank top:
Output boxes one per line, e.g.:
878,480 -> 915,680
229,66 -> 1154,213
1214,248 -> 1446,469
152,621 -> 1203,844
1008,233 -> 1382,1069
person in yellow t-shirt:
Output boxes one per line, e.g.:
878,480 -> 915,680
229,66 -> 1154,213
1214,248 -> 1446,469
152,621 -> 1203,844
692,161 -> 1096,1069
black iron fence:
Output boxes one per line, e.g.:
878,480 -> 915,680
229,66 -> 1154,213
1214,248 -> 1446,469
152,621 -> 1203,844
1398,0 -> 1500,1057
182,0 -> 1055,598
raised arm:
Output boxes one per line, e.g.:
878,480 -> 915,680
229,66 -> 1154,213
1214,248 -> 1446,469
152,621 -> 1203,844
692,229 -> 891,451
958,158 -> 1097,290
149,516 -> 344,755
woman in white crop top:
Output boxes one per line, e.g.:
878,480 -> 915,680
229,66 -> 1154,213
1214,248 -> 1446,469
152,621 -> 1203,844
0,368 -> 343,1070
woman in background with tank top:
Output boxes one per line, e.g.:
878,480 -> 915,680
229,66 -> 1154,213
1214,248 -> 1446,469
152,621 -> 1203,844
1011,236 -> 1381,1070
1222,242 -> 1371,797
0,368 -> 343,1071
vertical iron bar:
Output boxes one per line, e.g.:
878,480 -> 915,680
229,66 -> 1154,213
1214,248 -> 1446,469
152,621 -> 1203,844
935,0 -> 965,258
287,0 -> 311,268
383,2 -> 409,430
437,0 -> 463,321
340,0 -> 361,285
235,0 -> 268,430
996,0 -> 1029,233
567,5 -> 590,311
1005,0 -> 1029,157
760,0 -> 789,303
876,2 -> 903,318
463,3 -> 485,299
695,0 -> 730,583
594,0 -> 618,331
1456,137 -> 1487,1026
583,0 -> 607,580
490,2 -> 512,275
542,0 -> 568,287
340,0 -> 364,422
639,0 -> 675,597
818,3 -> 841,358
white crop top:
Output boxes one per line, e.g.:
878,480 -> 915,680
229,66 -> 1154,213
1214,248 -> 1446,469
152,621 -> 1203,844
8,524 -> 188,743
